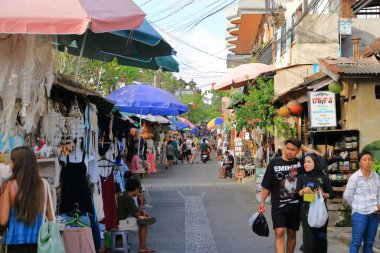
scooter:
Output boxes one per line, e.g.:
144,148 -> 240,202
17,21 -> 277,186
201,151 -> 210,163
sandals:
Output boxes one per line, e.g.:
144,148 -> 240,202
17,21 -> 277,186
137,217 -> 156,226
139,248 -> 156,253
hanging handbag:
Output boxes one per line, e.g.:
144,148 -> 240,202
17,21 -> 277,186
37,179 -> 65,253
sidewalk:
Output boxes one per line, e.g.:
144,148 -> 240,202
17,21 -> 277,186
331,227 -> 380,252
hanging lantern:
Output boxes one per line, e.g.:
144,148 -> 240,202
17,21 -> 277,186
278,105 -> 290,117
328,80 -> 344,94
287,101 -> 303,115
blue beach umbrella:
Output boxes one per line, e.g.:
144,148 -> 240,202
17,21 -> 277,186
107,82 -> 188,155
175,122 -> 190,130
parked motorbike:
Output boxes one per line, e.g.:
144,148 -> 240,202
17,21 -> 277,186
201,152 -> 210,163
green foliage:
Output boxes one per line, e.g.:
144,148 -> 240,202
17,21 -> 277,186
232,77 -> 276,131
180,92 -> 222,124
273,116 -> 296,139
55,52 -> 184,96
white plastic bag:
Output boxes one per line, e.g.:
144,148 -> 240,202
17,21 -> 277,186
249,212 -> 259,227
307,192 -> 328,228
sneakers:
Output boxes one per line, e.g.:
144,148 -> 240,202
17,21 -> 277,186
137,217 -> 156,226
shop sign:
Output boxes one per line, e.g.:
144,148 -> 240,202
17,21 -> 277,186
308,91 -> 337,128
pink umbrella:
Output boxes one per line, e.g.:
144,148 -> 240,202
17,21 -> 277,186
0,0 -> 145,34
213,63 -> 275,90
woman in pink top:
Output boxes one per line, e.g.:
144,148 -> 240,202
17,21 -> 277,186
125,149 -> 142,185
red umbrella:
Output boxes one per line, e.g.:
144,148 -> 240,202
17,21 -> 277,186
213,63 -> 275,90
0,0 -> 145,34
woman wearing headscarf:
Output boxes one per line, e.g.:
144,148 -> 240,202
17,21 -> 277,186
296,153 -> 334,253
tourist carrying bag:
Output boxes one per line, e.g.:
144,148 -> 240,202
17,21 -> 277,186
252,213 -> 269,237
307,192 -> 328,228
37,179 -> 65,253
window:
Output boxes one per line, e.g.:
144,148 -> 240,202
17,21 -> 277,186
281,24 -> 286,52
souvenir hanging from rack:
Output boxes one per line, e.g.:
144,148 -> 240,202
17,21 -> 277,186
98,135 -> 115,178
0,35 -> 54,137
41,100 -> 65,152
68,97 -> 85,142
84,103 -> 99,158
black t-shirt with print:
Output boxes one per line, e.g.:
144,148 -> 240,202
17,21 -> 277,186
261,157 -> 304,210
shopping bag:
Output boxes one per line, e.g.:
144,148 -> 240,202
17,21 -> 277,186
38,179 -> 65,253
248,212 -> 259,227
252,213 -> 269,237
307,192 -> 328,228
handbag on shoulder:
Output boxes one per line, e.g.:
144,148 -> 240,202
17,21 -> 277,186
37,179 -> 65,253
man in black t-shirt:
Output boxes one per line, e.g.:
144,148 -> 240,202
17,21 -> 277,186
259,138 -> 303,253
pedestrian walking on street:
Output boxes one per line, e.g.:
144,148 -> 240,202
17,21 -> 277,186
344,151 -> 380,253
166,140 -> 175,170
296,153 -> 334,253
0,147 -> 55,253
259,138 -> 304,253
171,136 -> 179,164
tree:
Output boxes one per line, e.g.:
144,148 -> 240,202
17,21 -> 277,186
180,91 -> 223,124
229,77 -> 295,138
55,52 -> 184,96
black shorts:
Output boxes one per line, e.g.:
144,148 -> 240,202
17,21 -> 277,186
217,149 -> 223,156
167,155 -> 173,160
271,203 -> 301,230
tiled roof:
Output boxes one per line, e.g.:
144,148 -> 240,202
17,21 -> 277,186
319,56 -> 380,75
361,38 -> 380,58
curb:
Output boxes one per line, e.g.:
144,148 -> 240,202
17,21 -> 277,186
335,231 -> 380,253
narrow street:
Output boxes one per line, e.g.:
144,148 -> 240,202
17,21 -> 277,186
127,159 -> 349,253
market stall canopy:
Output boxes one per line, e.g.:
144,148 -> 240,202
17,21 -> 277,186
141,114 -> 171,125
106,82 -> 188,116
0,0 -> 145,34
176,117 -> 196,129
57,19 -> 175,58
58,44 -> 179,72
213,63 -> 275,90
207,117 -> 224,129
190,127 -> 199,134
175,122 -> 190,130
51,75 -> 114,115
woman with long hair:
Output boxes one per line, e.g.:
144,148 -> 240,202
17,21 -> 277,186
0,146 -> 54,253
125,148 -> 142,186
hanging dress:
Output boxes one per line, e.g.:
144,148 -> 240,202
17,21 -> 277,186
100,169 -> 119,230
60,153 -> 93,215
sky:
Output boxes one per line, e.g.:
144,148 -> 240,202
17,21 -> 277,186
134,0 -> 236,90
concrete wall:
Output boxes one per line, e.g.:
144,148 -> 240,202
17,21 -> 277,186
274,65 -> 313,96
343,79 -> 380,149
341,18 -> 380,57
293,13 -> 340,64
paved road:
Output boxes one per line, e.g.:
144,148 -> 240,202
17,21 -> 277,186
126,160 -> 349,253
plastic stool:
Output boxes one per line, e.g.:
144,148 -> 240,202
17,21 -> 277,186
111,229 -> 129,253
